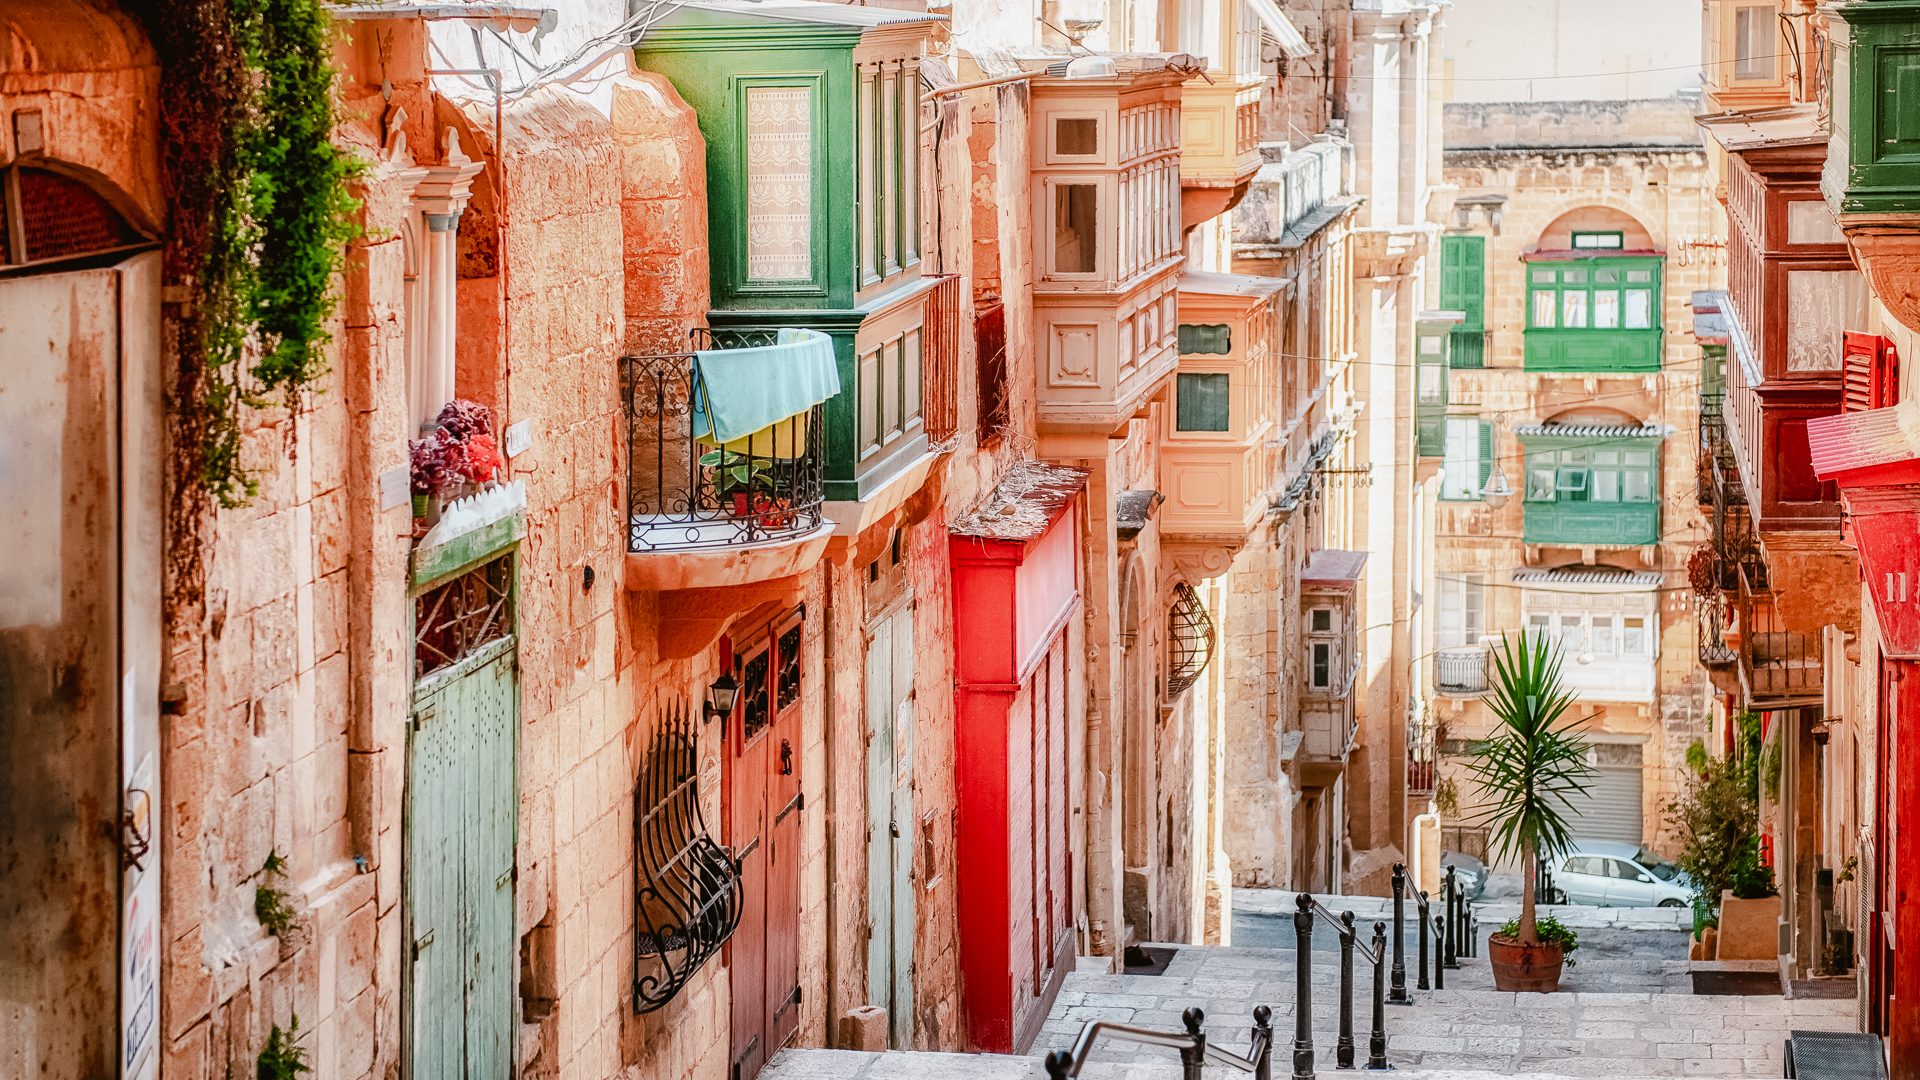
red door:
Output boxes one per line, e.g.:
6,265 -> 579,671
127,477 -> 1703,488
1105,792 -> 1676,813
727,612 -> 805,1080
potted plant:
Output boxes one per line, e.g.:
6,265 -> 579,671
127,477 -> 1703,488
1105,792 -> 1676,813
701,449 -> 790,525
1468,633 -> 1596,992
1664,716 -> 1776,959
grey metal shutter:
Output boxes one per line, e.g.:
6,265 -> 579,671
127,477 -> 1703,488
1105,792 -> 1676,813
1565,753 -> 1645,845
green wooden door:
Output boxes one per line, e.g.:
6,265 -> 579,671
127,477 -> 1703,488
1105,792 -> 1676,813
864,600 -> 915,1048
407,635 -> 517,1080
1441,236 -> 1485,368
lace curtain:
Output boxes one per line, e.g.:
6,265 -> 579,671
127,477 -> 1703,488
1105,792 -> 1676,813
746,87 -> 812,280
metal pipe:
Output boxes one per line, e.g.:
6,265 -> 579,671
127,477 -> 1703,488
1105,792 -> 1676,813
1367,923 -> 1390,1070
1388,864 -> 1409,1004
1293,893 -> 1316,1080
920,69 -> 1035,102
1415,890 -> 1430,991
1337,912 -> 1356,1069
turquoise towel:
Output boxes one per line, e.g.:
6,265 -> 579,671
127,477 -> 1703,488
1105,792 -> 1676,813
691,328 -> 841,445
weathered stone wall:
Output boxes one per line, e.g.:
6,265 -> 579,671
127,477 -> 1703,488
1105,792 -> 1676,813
1444,99 -> 1704,150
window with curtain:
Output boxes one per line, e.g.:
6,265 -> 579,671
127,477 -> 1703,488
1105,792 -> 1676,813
1521,594 -> 1656,660
1437,573 -> 1485,648
1734,3 -> 1778,80
1526,259 -> 1661,338
746,86 -> 813,281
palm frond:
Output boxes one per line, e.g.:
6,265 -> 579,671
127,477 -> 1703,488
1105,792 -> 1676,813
1465,633 -> 1597,870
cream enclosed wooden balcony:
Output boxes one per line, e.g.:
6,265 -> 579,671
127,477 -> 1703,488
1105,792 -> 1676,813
1158,271 -> 1287,537
1179,77 -> 1262,229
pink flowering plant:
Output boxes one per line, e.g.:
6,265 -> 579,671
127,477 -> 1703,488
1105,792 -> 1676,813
409,399 -> 502,498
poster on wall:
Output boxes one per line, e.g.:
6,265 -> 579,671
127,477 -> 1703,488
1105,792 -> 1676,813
121,742 -> 159,1080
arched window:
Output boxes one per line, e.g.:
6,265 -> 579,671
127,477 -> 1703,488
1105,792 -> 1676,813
1523,207 -> 1665,374
2,165 -> 148,270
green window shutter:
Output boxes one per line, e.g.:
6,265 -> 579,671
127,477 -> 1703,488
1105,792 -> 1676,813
1440,236 -> 1485,330
1478,421 -> 1494,492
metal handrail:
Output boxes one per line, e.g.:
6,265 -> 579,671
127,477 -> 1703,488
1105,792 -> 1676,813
1046,1006 -> 1274,1080
1286,892 -> 1389,1074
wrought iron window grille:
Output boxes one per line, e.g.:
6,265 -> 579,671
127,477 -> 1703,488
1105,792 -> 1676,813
414,554 -> 513,679
632,700 -> 741,1014
1167,581 -> 1217,696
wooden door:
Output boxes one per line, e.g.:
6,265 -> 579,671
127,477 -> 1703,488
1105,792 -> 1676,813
865,600 -> 916,1048
0,255 -> 162,1080
406,561 -> 517,1080
729,612 -> 805,1080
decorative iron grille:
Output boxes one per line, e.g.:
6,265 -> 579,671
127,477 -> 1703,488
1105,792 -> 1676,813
1166,581 -> 1216,696
632,700 -> 741,1014
621,331 -> 826,553
414,553 -> 513,679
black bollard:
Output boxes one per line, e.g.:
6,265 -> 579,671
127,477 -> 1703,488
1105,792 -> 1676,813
1181,1007 -> 1207,1080
1466,898 -> 1478,958
1432,914 -> 1445,990
1416,890 -> 1430,991
1337,912 -> 1356,1069
1443,868 -> 1459,970
1253,1004 -> 1274,1080
1388,864 -> 1409,1004
1367,923 -> 1390,1070
1045,1052 -> 1072,1080
1293,893 -> 1316,1080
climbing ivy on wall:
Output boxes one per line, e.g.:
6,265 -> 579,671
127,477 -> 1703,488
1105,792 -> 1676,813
141,0 -> 365,509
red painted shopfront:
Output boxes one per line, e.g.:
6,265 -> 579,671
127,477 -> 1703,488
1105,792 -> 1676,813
1808,405 -> 1920,1073
949,463 -> 1087,1054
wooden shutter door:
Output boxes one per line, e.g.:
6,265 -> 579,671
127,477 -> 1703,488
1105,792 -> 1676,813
408,685 -> 466,1080
1478,421 -> 1495,493
766,616 -> 806,1058
729,639 -> 772,1080
464,649 -> 519,1080
866,613 -> 895,1018
889,606 -> 917,1049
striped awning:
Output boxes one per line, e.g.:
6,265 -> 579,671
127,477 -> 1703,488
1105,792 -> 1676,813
1512,566 -> 1664,587
1513,423 -> 1667,440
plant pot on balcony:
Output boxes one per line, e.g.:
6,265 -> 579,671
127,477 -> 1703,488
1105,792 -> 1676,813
1487,935 -> 1565,992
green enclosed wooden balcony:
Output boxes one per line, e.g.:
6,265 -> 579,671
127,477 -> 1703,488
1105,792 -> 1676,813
1824,0 -> 1920,218
1522,256 -> 1665,373
1518,422 -> 1664,546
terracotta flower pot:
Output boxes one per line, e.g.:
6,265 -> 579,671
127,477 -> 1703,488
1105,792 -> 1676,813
1487,934 -> 1565,992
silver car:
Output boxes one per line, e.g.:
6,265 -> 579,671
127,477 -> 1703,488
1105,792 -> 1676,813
1550,841 -> 1692,907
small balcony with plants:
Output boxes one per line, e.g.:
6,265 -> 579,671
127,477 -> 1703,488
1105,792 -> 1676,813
621,329 -> 839,591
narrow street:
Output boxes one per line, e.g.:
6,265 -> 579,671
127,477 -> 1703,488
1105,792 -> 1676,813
4,0 -> 1918,1078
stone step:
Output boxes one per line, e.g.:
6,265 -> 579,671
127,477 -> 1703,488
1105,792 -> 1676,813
1040,944 -> 1858,1077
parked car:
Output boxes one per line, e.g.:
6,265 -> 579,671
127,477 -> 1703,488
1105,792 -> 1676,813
1441,850 -> 1487,901
1550,840 -> 1692,907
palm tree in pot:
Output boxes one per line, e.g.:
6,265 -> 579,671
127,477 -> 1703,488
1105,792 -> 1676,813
1468,632 -> 1595,992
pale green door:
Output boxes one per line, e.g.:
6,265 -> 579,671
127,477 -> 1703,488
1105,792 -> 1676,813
407,627 -> 517,1080
865,600 -> 915,1048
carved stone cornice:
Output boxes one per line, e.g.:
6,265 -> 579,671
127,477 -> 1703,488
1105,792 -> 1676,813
1350,225 -> 1433,279
1842,215 -> 1920,336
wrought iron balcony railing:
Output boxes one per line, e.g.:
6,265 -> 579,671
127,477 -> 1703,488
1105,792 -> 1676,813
1433,646 -> 1489,695
621,333 -> 827,553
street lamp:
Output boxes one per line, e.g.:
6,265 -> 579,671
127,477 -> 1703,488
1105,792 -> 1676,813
703,671 -> 740,725
1479,465 -> 1514,509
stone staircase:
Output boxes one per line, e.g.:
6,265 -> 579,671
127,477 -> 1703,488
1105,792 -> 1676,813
763,909 -> 1859,1080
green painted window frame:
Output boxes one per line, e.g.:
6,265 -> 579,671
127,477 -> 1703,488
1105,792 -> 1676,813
1439,418 -> 1494,501
1519,436 -> 1662,545
1523,256 -> 1665,372
1571,230 -> 1625,250
730,72 -> 832,300
857,60 -> 921,291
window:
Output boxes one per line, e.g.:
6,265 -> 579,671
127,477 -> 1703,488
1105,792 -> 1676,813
1572,231 -> 1624,250
1056,117 -> 1099,156
1437,573 -> 1485,648
1623,616 -> 1647,656
1524,446 -> 1656,502
745,86 -> 814,281
1178,324 -> 1232,355
1176,372 -> 1231,432
1054,184 -> 1098,274
1526,259 -> 1662,338
1441,418 -> 1492,500
1522,592 -> 1656,662
1418,363 -> 1444,405
1311,608 -> 1333,633
1734,4 -> 1777,81
857,62 -> 920,287
1559,616 -> 1584,653
1311,642 -> 1332,688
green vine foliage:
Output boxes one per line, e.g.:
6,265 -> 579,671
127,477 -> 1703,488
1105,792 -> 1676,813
188,0 -> 366,507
